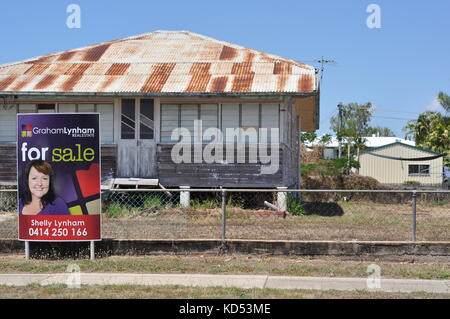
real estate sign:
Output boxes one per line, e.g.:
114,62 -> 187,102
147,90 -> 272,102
17,113 -> 101,241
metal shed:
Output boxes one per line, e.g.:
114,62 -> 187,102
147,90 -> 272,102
359,142 -> 444,186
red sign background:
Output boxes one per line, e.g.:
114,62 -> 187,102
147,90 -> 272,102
19,215 -> 100,241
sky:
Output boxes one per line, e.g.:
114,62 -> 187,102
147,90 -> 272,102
0,0 -> 449,137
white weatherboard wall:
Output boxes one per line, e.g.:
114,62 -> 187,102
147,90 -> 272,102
359,143 -> 443,185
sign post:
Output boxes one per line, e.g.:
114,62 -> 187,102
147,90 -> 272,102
17,113 -> 101,257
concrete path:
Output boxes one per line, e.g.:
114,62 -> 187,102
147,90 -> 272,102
0,273 -> 449,294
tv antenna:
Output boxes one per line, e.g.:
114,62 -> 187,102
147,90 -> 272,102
314,57 -> 337,82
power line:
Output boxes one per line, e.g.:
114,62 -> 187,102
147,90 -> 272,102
372,115 -> 412,121
373,108 -> 422,115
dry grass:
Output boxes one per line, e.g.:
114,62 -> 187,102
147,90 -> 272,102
0,201 -> 449,241
0,284 -> 448,299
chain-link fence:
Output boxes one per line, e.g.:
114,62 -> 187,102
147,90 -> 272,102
1,189 -> 449,242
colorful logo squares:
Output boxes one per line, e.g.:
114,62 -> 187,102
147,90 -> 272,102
21,124 -> 33,137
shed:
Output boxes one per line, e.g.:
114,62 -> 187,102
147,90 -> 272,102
359,142 -> 444,186
0,30 -> 320,188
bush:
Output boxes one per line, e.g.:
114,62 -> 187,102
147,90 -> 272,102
287,197 -> 305,216
301,158 -> 360,177
190,198 -> 220,209
404,181 -> 421,185
143,195 -> 163,208
103,203 -> 123,218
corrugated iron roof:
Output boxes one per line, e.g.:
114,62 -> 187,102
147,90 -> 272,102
0,30 -> 318,95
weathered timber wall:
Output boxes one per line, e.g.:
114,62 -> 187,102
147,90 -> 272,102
156,143 -> 285,187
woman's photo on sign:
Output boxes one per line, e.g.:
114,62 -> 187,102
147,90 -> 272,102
19,160 -> 70,215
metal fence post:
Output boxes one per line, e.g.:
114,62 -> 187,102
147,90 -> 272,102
412,190 -> 417,242
221,190 -> 227,241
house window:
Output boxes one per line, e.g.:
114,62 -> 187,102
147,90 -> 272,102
408,164 -> 430,176
121,99 -> 135,139
37,104 -> 56,113
58,103 -> 114,143
160,104 -> 219,142
222,103 -> 279,143
18,104 -> 37,113
160,103 -> 279,143
161,104 -> 179,142
0,105 -> 17,142
140,99 -> 154,140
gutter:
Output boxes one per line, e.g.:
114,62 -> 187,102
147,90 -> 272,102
0,91 -> 319,99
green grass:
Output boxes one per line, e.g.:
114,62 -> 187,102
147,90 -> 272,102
103,203 -> 125,218
190,199 -> 220,209
287,197 -> 305,216
431,201 -> 449,207
143,195 -> 163,208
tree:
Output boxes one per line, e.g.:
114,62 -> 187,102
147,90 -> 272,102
300,132 -> 317,144
403,111 -> 450,166
330,102 -> 373,142
365,126 -> 395,137
438,91 -> 450,113
330,102 -> 373,164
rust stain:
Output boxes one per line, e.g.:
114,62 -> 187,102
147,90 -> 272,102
32,56 -> 54,63
57,51 -> 77,62
64,63 -> 91,75
24,64 -> 50,75
189,63 -> 211,75
244,52 -> 255,63
140,63 -> 175,92
210,76 -> 227,92
34,75 -> 58,90
219,46 -> 238,60
60,74 -> 82,91
99,76 -> 118,91
298,74 -> 314,92
186,74 -> 212,92
134,35 -> 150,40
277,75 -> 289,92
0,75 -> 17,90
11,78 -> 29,91
231,63 -> 253,75
232,74 -> 254,92
106,63 -> 131,76
83,44 -> 110,62
186,63 -> 211,92
273,62 -> 292,74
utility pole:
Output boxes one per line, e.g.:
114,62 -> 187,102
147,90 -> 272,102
337,103 -> 343,159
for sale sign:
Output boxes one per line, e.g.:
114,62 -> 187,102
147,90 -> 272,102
17,113 -> 101,241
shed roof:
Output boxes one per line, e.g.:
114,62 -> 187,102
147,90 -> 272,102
360,142 -> 441,156
0,30 -> 318,95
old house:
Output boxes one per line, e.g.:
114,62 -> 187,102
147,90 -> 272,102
0,30 -> 320,189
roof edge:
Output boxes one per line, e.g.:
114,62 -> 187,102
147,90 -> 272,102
360,141 -> 441,156
0,90 -> 319,98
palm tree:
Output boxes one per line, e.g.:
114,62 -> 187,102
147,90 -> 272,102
438,92 -> 450,113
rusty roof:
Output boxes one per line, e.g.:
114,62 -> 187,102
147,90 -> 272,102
0,30 -> 318,95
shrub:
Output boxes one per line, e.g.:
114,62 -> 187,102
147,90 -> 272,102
190,198 -> 220,209
103,203 -> 123,218
404,181 -> 421,185
143,195 -> 163,208
287,197 -> 305,216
